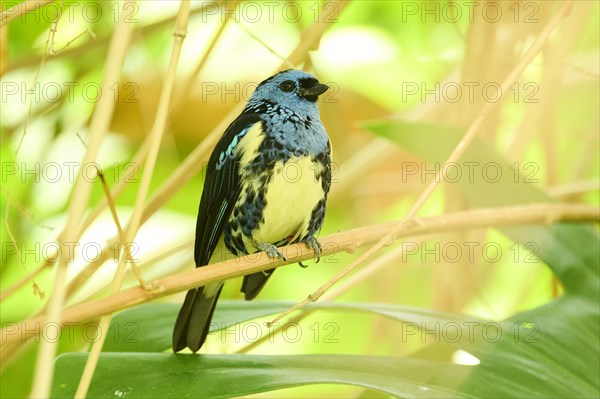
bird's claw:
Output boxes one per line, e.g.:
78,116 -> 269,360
254,241 -> 286,261
303,236 -> 322,263
298,261 -> 308,268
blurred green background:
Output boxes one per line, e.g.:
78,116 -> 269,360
1,1 -> 598,398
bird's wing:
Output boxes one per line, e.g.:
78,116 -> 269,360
194,113 -> 262,266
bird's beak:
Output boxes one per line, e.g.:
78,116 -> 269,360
299,83 -> 329,99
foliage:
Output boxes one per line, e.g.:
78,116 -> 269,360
1,1 -> 598,398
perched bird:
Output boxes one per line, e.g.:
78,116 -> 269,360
173,69 -> 332,353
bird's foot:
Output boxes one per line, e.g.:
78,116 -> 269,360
254,241 -> 287,261
303,236 -> 322,263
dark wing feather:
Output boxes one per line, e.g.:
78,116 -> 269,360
173,113 -> 262,352
194,113 -> 262,266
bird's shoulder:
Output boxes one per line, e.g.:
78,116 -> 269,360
209,112 -> 264,170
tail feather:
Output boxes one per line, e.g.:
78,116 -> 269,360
241,269 -> 275,300
172,283 -> 223,353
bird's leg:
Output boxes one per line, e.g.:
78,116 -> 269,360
302,235 -> 322,264
253,241 -> 287,261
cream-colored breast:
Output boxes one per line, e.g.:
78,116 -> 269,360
252,156 -> 324,245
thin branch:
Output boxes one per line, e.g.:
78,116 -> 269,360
47,0 -> 98,56
0,0 -> 55,27
1,0 -> 347,309
0,260 -> 46,302
6,2 -> 219,71
237,239 -> 423,354
95,167 -> 147,287
2,203 -> 596,350
86,238 -> 194,298
267,0 -> 576,327
27,1 -> 137,396
235,22 -> 294,68
548,179 -> 600,198
96,169 -> 125,242
0,1 -> 220,304
2,2 -> 55,305
74,1 -> 191,397
171,3 -> 234,110
140,0 -> 347,224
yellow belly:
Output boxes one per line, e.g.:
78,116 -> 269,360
230,122 -> 326,252
251,156 -> 324,246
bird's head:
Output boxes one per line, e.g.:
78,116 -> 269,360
248,70 -> 329,112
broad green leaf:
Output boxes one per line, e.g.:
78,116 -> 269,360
367,120 -> 600,293
367,120 -> 599,397
53,121 -> 598,398
52,352 -> 471,399
104,301 -> 487,352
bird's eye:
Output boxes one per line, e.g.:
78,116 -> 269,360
279,80 -> 294,92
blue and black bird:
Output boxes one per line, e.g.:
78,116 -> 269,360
173,70 -> 332,352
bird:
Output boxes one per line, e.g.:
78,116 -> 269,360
172,69 -> 332,353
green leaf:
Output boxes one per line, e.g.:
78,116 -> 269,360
367,120 -> 599,397
104,301 -> 312,352
52,352 -> 472,399
366,120 -> 600,293
104,301 -> 487,353
53,120 -> 599,398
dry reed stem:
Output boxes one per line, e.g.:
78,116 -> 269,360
0,0 -> 54,27
0,7 -> 348,376
7,2 -> 217,71
172,3 -> 235,110
2,0 -> 58,304
140,0 -> 347,223
237,239 -> 426,353
74,2 -> 190,397
3,2 -> 56,296
27,2 -> 137,397
2,202 -> 596,349
95,168 -> 147,287
1,2 -> 220,304
0,0 -> 219,306
0,144 -> 149,309
0,0 -> 345,329
267,0 -> 576,326
548,179 -> 600,198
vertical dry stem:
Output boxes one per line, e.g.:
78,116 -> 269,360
267,0 -> 576,326
74,1 -> 191,397
28,1 -> 137,397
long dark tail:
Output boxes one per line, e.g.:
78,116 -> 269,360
241,269 -> 275,300
172,282 -> 223,353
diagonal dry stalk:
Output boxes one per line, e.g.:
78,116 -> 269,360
27,1 -> 138,397
237,238 -> 427,354
0,5 -> 347,375
2,0 -> 58,298
2,202 -> 596,350
0,2 -> 349,373
267,0 -> 577,327
0,0 -> 348,312
139,0 -> 349,222
65,0 -> 347,307
6,2 -> 221,71
0,0 -> 55,27
171,3 -> 236,111
0,2 -> 225,305
74,2 -> 191,397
